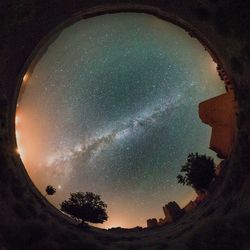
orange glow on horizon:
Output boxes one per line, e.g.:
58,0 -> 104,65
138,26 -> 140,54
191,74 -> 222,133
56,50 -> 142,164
14,108 -> 53,179
15,113 -> 26,161
211,61 -> 218,73
15,130 -> 20,141
16,146 -> 25,159
23,73 -> 29,83
97,217 -> 143,229
15,115 -> 20,126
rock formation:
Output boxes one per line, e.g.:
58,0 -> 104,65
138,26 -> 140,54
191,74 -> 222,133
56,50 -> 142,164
199,90 -> 237,159
163,201 -> 183,223
183,201 -> 197,213
147,218 -> 158,228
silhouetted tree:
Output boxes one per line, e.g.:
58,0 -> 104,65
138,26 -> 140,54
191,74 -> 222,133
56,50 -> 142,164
177,153 -> 215,191
60,192 -> 108,224
45,185 -> 56,196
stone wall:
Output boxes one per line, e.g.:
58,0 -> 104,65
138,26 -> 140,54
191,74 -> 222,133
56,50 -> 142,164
199,90 -> 237,158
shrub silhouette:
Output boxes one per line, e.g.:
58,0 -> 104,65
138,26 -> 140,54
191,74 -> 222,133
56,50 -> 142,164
45,185 -> 56,196
177,153 -> 215,191
60,192 -> 108,224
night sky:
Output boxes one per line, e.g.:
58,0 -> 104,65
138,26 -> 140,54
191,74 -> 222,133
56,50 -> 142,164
16,13 -> 225,228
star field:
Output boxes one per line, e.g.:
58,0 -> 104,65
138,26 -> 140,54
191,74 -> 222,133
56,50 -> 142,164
16,13 -> 225,228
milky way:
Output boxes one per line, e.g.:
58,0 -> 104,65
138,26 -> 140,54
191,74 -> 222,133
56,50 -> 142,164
17,13 -> 225,228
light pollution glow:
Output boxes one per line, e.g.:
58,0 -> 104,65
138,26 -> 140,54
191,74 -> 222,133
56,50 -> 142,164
16,13 -> 224,229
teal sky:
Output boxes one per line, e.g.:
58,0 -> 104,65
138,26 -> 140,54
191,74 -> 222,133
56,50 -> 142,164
17,13 -> 225,228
